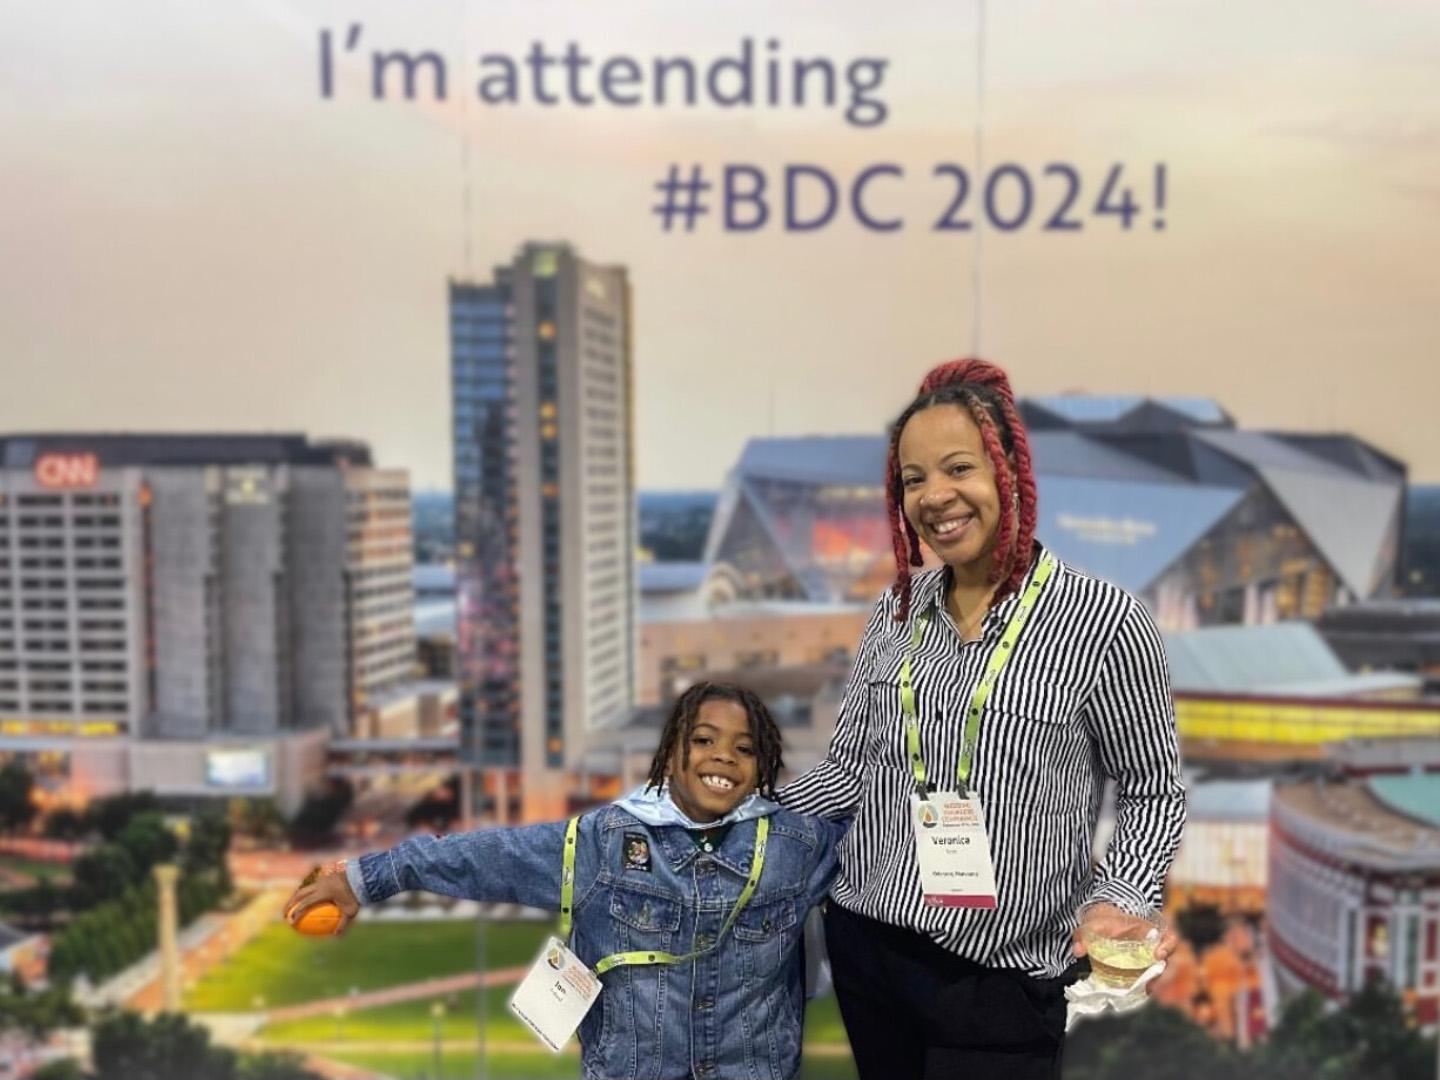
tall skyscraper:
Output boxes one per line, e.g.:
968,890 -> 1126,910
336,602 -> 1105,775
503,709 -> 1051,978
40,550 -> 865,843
451,243 -> 636,816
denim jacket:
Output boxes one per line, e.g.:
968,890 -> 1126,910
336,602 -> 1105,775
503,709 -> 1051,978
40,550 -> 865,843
349,805 -> 846,1080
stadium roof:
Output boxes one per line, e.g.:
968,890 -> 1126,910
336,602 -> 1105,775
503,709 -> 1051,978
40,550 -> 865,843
1163,622 -> 1422,697
736,435 -> 887,487
1039,476 -> 1244,593
1028,395 -> 1230,426
1367,776 -> 1440,829
703,396 -> 1403,602
639,562 -> 708,594
1195,430 -> 1404,595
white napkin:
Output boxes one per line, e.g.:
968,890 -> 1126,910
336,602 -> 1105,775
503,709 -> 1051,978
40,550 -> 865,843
1063,961 -> 1166,1031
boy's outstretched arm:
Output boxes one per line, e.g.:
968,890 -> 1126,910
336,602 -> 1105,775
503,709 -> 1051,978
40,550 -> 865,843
286,819 -> 581,932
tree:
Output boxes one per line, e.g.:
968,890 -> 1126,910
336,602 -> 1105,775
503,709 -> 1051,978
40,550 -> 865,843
87,791 -> 159,842
228,797 -> 285,844
0,976 -> 85,1040
287,779 -> 354,848
0,760 -> 38,832
1175,902 -> 1227,954
69,844 -> 138,909
43,807 -> 89,840
83,1011 -> 323,1080
90,1011 -> 237,1080
32,1061 -> 89,1080
0,877 -> 66,922
1255,980 -> 1433,1080
1064,1001 -> 1247,1080
183,808 -> 233,892
116,812 -> 179,876
406,776 -> 461,831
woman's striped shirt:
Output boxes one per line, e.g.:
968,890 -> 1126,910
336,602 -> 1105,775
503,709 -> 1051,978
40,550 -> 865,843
779,544 -> 1187,978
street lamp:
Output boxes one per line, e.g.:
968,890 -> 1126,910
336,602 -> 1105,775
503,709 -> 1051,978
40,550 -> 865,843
430,1000 -> 447,1080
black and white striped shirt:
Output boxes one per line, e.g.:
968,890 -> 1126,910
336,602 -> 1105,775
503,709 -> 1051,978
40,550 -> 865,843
779,544 -> 1186,978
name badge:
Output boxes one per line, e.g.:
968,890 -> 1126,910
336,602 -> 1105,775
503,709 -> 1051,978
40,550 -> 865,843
508,936 -> 603,1052
911,792 -> 998,909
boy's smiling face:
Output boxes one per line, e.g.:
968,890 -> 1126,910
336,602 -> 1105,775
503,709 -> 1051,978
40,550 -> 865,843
666,698 -> 759,823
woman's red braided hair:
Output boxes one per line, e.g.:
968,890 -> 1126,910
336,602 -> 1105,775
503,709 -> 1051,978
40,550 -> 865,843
885,358 -> 1039,622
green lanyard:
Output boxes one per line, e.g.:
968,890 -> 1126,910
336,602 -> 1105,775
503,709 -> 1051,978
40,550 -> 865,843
900,552 -> 1057,797
557,815 -> 769,976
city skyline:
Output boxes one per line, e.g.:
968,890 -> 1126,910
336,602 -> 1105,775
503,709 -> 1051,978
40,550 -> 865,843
1,1 -> 1438,491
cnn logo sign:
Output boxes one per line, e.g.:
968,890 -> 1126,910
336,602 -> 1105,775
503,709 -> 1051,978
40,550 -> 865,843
35,453 -> 100,490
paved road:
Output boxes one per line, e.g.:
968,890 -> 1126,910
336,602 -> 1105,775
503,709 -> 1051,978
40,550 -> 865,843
264,965 -> 531,1023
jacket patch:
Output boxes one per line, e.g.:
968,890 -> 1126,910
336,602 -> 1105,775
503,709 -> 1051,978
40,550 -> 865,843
623,833 -> 652,873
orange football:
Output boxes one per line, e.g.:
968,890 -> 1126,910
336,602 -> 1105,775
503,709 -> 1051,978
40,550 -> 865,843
290,901 -> 344,937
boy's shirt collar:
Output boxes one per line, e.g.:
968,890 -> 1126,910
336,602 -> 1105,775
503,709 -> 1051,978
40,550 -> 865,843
613,785 -> 777,874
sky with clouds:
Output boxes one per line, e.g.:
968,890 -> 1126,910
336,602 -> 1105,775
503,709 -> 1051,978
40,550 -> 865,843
2,0 -> 1437,489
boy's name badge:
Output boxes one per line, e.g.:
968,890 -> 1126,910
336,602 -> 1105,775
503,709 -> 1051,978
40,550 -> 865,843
509,936 -> 603,1052
910,792 -> 999,909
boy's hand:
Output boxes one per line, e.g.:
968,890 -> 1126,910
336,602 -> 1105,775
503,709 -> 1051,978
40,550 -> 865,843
284,863 -> 361,935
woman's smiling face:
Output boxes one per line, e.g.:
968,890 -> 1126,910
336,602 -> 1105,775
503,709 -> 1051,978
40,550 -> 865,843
898,403 -> 1007,575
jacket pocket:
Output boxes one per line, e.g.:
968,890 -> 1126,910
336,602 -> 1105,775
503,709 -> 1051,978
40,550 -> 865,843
734,893 -> 800,985
609,883 -> 683,953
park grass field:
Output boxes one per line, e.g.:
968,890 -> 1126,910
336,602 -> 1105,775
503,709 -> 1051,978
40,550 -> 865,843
319,1048 -> 859,1080
261,980 -> 850,1046
264,974 -> 855,1079
185,919 -> 551,1012
192,914 -> 857,1077
0,854 -> 71,883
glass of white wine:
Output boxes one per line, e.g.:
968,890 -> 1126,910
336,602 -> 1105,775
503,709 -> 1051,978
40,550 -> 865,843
1077,905 -> 1166,989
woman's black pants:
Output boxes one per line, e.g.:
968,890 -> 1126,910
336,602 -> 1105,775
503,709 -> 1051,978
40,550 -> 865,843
824,900 -> 1070,1080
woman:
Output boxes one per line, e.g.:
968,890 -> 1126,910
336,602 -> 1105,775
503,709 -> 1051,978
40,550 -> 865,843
780,358 -> 1186,1079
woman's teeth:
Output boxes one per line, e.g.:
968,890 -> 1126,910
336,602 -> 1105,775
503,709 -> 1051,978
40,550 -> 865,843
933,517 -> 969,536
700,775 -> 734,792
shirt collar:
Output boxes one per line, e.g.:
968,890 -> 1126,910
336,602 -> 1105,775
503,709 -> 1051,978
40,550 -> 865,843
653,818 -> 760,877
908,542 -> 1048,639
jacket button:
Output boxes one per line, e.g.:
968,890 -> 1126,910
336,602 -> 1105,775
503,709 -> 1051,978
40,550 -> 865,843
696,934 -> 714,949
696,998 -> 714,1010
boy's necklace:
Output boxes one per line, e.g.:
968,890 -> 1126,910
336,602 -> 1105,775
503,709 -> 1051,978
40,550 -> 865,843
687,822 -> 733,853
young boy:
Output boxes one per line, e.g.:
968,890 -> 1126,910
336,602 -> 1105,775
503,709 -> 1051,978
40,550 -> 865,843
284,682 -> 847,1080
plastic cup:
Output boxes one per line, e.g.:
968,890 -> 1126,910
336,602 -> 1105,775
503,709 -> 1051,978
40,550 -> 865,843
1077,906 -> 1165,989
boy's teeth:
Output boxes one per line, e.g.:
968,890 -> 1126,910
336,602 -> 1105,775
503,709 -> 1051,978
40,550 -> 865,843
702,775 -> 733,791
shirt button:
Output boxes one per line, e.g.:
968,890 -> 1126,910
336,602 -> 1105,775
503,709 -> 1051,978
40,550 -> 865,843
695,998 -> 715,1011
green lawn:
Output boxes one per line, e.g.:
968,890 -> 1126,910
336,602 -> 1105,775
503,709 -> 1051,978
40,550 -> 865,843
0,855 -> 71,883
323,1047 -> 858,1080
266,984 -> 847,1047
263,985 -> 535,1044
186,920 -> 552,1012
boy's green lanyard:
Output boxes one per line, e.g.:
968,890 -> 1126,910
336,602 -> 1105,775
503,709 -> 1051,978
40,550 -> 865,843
900,552 -> 1057,798
557,815 -> 769,976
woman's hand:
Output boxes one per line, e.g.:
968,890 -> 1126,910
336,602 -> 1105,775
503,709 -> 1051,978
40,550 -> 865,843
1072,901 -> 1178,996
284,865 -> 361,935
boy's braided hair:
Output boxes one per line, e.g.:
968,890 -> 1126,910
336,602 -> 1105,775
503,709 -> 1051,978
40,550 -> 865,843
646,682 -> 785,799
